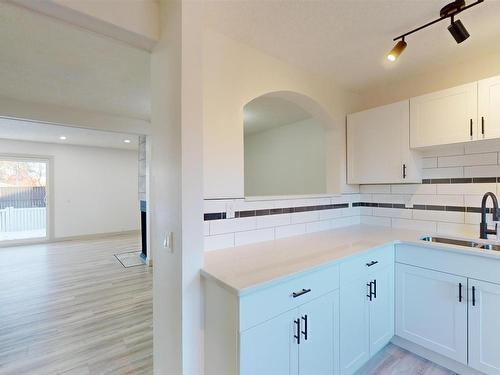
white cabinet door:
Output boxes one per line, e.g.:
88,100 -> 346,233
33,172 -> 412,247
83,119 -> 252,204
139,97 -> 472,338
478,75 -> 500,140
469,279 -> 500,374
410,82 -> 478,148
369,266 -> 394,355
395,264 -> 467,364
298,291 -> 339,375
240,309 -> 298,375
339,277 -> 370,375
347,100 -> 420,184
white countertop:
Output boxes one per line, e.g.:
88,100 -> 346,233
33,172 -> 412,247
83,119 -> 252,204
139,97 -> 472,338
202,224 -> 500,295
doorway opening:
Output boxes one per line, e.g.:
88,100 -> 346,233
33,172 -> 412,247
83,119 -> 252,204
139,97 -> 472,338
0,157 -> 48,242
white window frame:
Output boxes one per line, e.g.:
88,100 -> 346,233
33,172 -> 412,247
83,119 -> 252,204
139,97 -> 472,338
0,154 -> 53,246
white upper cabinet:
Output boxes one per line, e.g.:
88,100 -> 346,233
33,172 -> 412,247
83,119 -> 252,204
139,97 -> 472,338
478,75 -> 500,140
410,82 -> 478,148
347,100 -> 421,184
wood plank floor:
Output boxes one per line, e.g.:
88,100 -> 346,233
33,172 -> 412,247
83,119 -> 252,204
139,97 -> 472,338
0,233 -> 152,375
357,343 -> 457,375
0,234 -> 456,375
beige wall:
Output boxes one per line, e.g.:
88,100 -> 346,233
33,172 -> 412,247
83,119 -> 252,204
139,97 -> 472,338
244,118 -> 326,196
359,50 -> 500,110
203,30 -> 361,199
151,1 -> 203,375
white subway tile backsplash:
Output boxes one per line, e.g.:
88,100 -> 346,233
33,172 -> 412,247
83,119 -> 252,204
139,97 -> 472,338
235,228 -> 275,246
290,211 -> 320,224
204,199 -> 231,213
361,216 -> 391,227
275,223 -> 306,239
422,167 -> 464,179
256,214 -> 291,229
210,217 -> 256,235
412,210 -> 464,223
390,184 -> 437,195
436,183 -> 496,195
464,165 -> 500,178
438,153 -> 497,168
465,194 -> 495,208
420,144 -> 464,157
465,138 -> 500,154
319,209 -> 342,220
204,233 -> 235,251
422,157 -> 438,168
392,218 -> 437,232
372,207 -> 412,219
306,220 -> 332,233
436,222 -> 477,238
375,194 -> 411,205
204,135 -> 500,251
359,185 -> 391,194
331,216 -> 360,228
410,194 -> 464,207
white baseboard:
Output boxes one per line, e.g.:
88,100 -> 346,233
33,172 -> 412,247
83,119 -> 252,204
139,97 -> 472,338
0,229 -> 141,248
391,336 -> 485,375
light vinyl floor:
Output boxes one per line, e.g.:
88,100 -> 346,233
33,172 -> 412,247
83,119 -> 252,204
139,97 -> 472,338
0,234 -> 152,375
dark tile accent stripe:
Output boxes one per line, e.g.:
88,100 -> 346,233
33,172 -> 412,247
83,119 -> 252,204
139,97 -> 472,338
204,212 -> 226,221
204,202 -> 351,221
422,176 -> 499,184
473,177 -> 497,183
446,206 -> 466,212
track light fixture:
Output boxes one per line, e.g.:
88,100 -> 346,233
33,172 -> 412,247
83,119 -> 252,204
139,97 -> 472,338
387,0 -> 484,62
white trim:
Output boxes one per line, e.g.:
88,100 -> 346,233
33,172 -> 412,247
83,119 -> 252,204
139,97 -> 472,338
0,229 -> 140,248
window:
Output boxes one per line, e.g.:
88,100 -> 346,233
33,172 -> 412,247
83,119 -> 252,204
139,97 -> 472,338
0,158 -> 48,242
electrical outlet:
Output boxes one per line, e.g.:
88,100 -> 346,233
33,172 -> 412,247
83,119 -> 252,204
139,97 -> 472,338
226,202 -> 235,219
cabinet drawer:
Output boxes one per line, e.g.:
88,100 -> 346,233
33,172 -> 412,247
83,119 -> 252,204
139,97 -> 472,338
340,245 -> 394,284
239,264 -> 339,331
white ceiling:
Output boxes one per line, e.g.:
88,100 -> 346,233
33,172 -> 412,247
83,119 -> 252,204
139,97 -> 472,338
203,0 -> 500,92
244,96 -> 312,135
0,2 -> 150,120
0,118 -> 139,150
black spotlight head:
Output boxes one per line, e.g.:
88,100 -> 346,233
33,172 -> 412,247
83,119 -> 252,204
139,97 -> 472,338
448,19 -> 470,44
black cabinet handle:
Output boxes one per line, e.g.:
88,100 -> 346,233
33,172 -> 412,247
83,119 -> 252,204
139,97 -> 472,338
301,315 -> 308,341
292,288 -> 311,298
459,283 -> 463,302
373,279 -> 377,299
367,281 -> 373,301
402,164 -> 407,179
294,318 -> 301,344
470,119 -> 473,137
472,286 -> 476,306
366,260 -> 378,267
482,116 -> 485,135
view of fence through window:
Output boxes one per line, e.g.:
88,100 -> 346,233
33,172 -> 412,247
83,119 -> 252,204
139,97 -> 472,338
0,158 -> 47,242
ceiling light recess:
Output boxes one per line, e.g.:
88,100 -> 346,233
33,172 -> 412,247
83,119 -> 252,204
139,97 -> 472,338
124,139 -> 131,144
387,0 -> 484,62
59,136 -> 67,140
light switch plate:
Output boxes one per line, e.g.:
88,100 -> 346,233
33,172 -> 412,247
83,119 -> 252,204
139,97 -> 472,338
163,232 -> 173,252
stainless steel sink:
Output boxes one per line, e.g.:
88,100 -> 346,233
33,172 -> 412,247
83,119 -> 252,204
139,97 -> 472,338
420,235 -> 500,251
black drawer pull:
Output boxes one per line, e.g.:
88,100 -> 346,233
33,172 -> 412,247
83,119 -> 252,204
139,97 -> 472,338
472,286 -> 476,306
367,281 -> 373,301
366,260 -> 379,267
301,315 -> 308,341
292,288 -> 311,298
294,318 -> 301,344
459,283 -> 463,302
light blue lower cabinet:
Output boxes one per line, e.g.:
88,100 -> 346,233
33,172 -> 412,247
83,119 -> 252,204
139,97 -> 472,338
339,264 -> 395,375
240,291 -> 339,375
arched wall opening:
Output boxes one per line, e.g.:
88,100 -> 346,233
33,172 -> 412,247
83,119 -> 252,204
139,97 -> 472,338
243,90 -> 339,197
